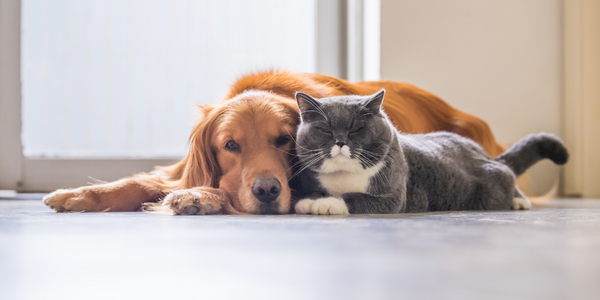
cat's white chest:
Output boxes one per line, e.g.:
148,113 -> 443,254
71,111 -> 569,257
317,157 -> 385,197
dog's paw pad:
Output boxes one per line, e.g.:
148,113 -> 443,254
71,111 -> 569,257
202,204 -> 214,214
295,199 -> 315,214
311,197 -> 349,215
512,197 -> 532,210
182,205 -> 199,215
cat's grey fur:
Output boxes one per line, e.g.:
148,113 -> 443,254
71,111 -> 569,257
294,90 -> 568,214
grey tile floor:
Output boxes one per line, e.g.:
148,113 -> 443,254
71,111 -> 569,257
1,198 -> 599,300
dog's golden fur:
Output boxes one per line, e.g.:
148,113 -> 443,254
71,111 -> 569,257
44,70 -> 505,214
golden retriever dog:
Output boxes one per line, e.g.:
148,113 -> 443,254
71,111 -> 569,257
43,70 -> 505,215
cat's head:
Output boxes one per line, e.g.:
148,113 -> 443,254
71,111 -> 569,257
294,89 -> 394,174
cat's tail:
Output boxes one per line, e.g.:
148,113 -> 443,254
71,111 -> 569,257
494,133 -> 569,177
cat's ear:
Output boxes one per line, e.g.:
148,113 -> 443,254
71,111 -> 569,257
295,92 -> 322,118
363,89 -> 386,113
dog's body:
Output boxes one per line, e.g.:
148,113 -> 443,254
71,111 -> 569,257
43,70 -> 504,215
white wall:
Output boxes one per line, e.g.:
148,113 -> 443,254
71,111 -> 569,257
380,0 -> 562,195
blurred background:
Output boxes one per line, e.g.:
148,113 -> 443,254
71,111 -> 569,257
1,0 -> 598,197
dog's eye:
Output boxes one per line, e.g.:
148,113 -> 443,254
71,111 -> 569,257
276,136 -> 290,147
224,140 -> 240,152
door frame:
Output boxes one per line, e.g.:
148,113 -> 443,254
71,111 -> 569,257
563,0 -> 600,197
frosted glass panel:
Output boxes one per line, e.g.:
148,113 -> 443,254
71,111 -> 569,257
22,0 -> 316,158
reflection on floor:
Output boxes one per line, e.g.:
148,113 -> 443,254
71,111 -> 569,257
1,198 -> 599,300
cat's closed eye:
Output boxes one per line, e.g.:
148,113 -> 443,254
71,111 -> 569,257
350,127 -> 364,134
315,126 -> 332,135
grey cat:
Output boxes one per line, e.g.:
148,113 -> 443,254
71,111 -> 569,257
293,90 -> 568,215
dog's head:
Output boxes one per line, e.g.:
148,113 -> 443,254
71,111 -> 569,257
180,91 -> 300,214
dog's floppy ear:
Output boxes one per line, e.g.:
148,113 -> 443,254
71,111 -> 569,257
195,103 -> 214,119
279,98 -> 301,125
179,107 -> 221,189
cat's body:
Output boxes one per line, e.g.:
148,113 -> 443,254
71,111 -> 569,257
294,90 -> 568,215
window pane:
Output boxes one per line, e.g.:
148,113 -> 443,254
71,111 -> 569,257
22,0 -> 316,158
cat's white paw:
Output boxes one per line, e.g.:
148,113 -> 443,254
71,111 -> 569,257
512,197 -> 532,210
295,199 -> 315,214
311,197 -> 349,215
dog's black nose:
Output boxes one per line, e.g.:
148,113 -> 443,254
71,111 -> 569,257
252,178 -> 281,203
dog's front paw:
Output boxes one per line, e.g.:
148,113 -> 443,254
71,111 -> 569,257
294,199 -> 315,214
311,197 -> 349,215
163,189 -> 224,215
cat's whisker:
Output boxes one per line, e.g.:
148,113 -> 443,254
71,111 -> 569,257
291,152 -> 327,179
354,151 -> 374,168
297,153 -> 322,163
285,153 -> 320,174
355,152 -> 370,166
298,148 -> 323,153
355,149 -> 383,167
285,151 -> 324,175
353,152 -> 368,166
354,151 -> 389,184
301,152 -> 327,170
355,153 -> 387,185
297,150 -> 326,159
354,147 -> 376,157
284,162 -> 304,175
271,146 -> 295,156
